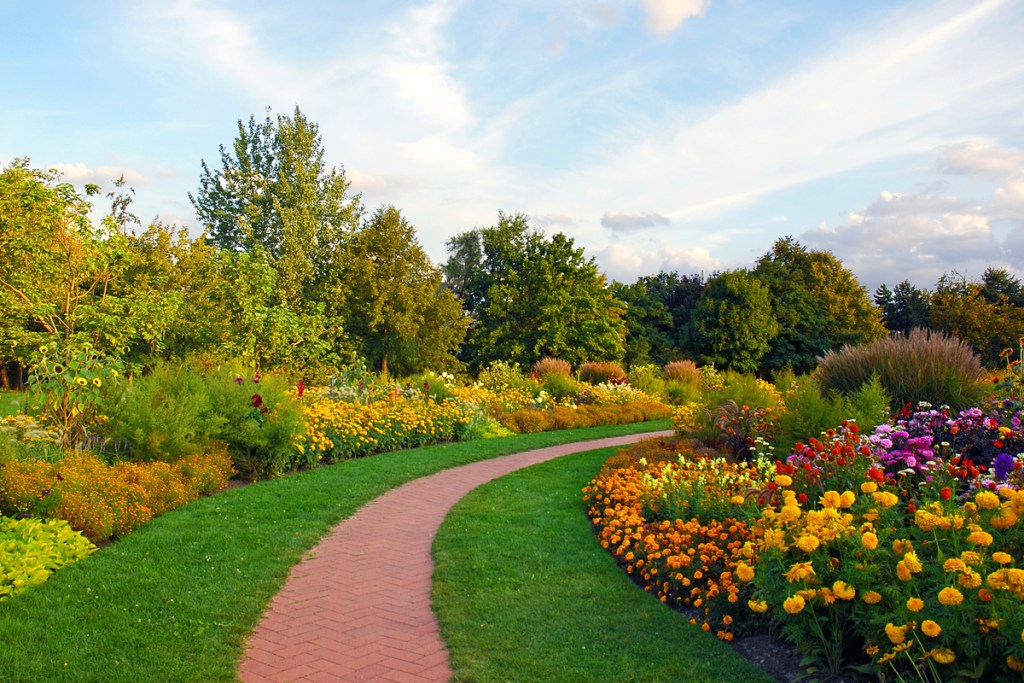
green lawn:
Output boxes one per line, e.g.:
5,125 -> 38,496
0,390 -> 29,417
0,420 -> 669,682
433,446 -> 775,683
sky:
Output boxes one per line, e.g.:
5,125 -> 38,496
3,0 -> 1024,293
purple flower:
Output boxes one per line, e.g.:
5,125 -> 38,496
993,453 -> 1015,480
234,377 -> 244,385
251,393 -> 263,408
55,472 -> 64,481
880,438 -> 893,449
40,488 -> 50,496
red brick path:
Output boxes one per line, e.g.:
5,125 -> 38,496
238,431 -> 672,683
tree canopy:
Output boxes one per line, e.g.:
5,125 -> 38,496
691,269 -> 778,374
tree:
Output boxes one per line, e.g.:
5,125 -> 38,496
753,237 -> 885,374
930,272 -> 1024,366
875,280 -> 932,335
189,107 -> 362,316
342,206 -> 467,375
980,267 -> 1024,307
445,213 -> 626,369
691,269 -> 778,374
612,271 -> 706,366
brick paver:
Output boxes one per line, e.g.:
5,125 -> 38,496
238,431 -> 672,682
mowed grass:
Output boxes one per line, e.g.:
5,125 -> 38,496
433,446 -> 775,683
0,420 -> 669,683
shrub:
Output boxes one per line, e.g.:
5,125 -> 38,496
663,380 -> 701,405
664,360 -> 700,385
0,516 -> 96,602
774,374 -> 890,457
627,364 -> 666,398
705,371 -> 782,411
541,372 -> 581,403
532,357 -> 572,378
578,361 -> 626,384
816,328 -> 986,410
100,363 -> 215,462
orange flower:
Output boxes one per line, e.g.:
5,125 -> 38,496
938,587 -> 963,606
783,595 -> 805,614
921,620 -> 941,637
863,591 -> 883,605
885,622 -> 907,644
906,597 -> 924,612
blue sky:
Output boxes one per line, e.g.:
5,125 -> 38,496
3,0 -> 1024,292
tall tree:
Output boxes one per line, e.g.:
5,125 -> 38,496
611,271 -> 706,366
189,107 -> 362,315
753,237 -> 885,374
445,214 -> 625,369
343,206 -> 467,375
691,269 -> 778,374
875,280 -> 932,334
930,272 -> 1024,366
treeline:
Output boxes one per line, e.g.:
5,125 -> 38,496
2,107 -> 1021,384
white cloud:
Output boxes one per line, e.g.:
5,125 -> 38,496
51,162 -> 148,187
935,140 -> 1024,174
530,213 -> 577,229
641,0 -> 710,38
996,171 -> 1024,207
601,210 -> 671,232
594,243 -> 720,282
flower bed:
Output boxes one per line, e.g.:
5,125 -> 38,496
586,405 -> 1024,680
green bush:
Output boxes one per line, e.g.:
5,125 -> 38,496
663,380 -> 702,406
542,372 -> 582,403
627,365 -> 666,398
0,515 -> 96,602
774,374 -> 890,456
101,364 -> 215,462
815,328 -> 986,410
578,361 -> 626,384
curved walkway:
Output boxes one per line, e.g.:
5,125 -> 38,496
238,430 -> 672,683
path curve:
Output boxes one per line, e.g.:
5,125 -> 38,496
238,430 -> 673,683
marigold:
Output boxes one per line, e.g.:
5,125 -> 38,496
896,561 -> 912,581
748,599 -> 768,613
863,591 -> 882,604
938,587 -> 963,606
921,619 -> 941,637
885,622 -> 907,644
931,648 -> 956,665
784,561 -> 815,583
820,490 -> 842,508
774,474 -> 792,487
906,597 -> 924,612
966,530 -> 994,546
832,580 -> 855,600
795,535 -> 820,552
736,563 -> 755,582
839,490 -> 856,508
1008,656 -> 1024,673
943,558 -> 966,573
873,491 -> 899,508
992,551 -> 1013,565
975,490 -> 1001,510
861,532 -> 878,550
783,595 -> 806,614
903,551 -> 922,573
860,481 -> 878,494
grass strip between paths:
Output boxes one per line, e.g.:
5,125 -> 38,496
433,446 -> 776,683
0,420 -> 669,683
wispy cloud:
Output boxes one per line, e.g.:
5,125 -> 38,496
640,0 -> 709,38
601,210 -> 671,232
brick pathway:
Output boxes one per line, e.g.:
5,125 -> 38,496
238,430 -> 672,683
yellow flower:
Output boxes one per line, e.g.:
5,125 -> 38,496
885,622 -> 907,644
921,620 -> 941,637
92,377 -> 102,387
38,345 -> 49,354
1007,656 -> 1024,673
958,570 -> 982,589
730,495 -> 745,505
906,597 -> 924,612
736,563 -> 755,582
943,558 -> 966,573
860,481 -> 878,494
747,599 -> 768,613
783,561 -> 815,583
861,532 -> 878,550
938,587 -> 963,606
75,377 -> 88,386
976,490 -> 1001,510
990,551 -> 1013,565
903,551 -> 922,573
874,491 -> 899,508
832,580 -> 856,600
966,530 -> 993,546
896,561 -> 912,581
110,369 -> 119,378
930,648 -> 956,665
839,491 -> 856,508
863,591 -> 882,604
774,474 -> 792,487
783,595 -> 806,614
795,535 -> 820,552
820,491 -> 842,508
960,550 -> 982,566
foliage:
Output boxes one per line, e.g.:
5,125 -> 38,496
874,280 -> 932,335
692,270 -> 779,374
578,361 -> 626,384
27,342 -> 122,450
774,373 -> 891,457
341,205 -> 467,375
625,364 -> 666,398
929,270 -> 1024,366
495,401 -> 671,434
611,271 -> 706,365
0,450 -> 233,541
0,414 -> 64,462
445,213 -> 627,369
752,237 -> 886,375
664,359 -> 700,384
540,372 -> 581,403
0,515 -> 96,602
816,328 -> 987,410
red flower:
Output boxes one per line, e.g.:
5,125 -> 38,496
297,379 -> 306,398
940,487 -> 952,500
797,493 -> 808,504
251,393 -> 263,408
